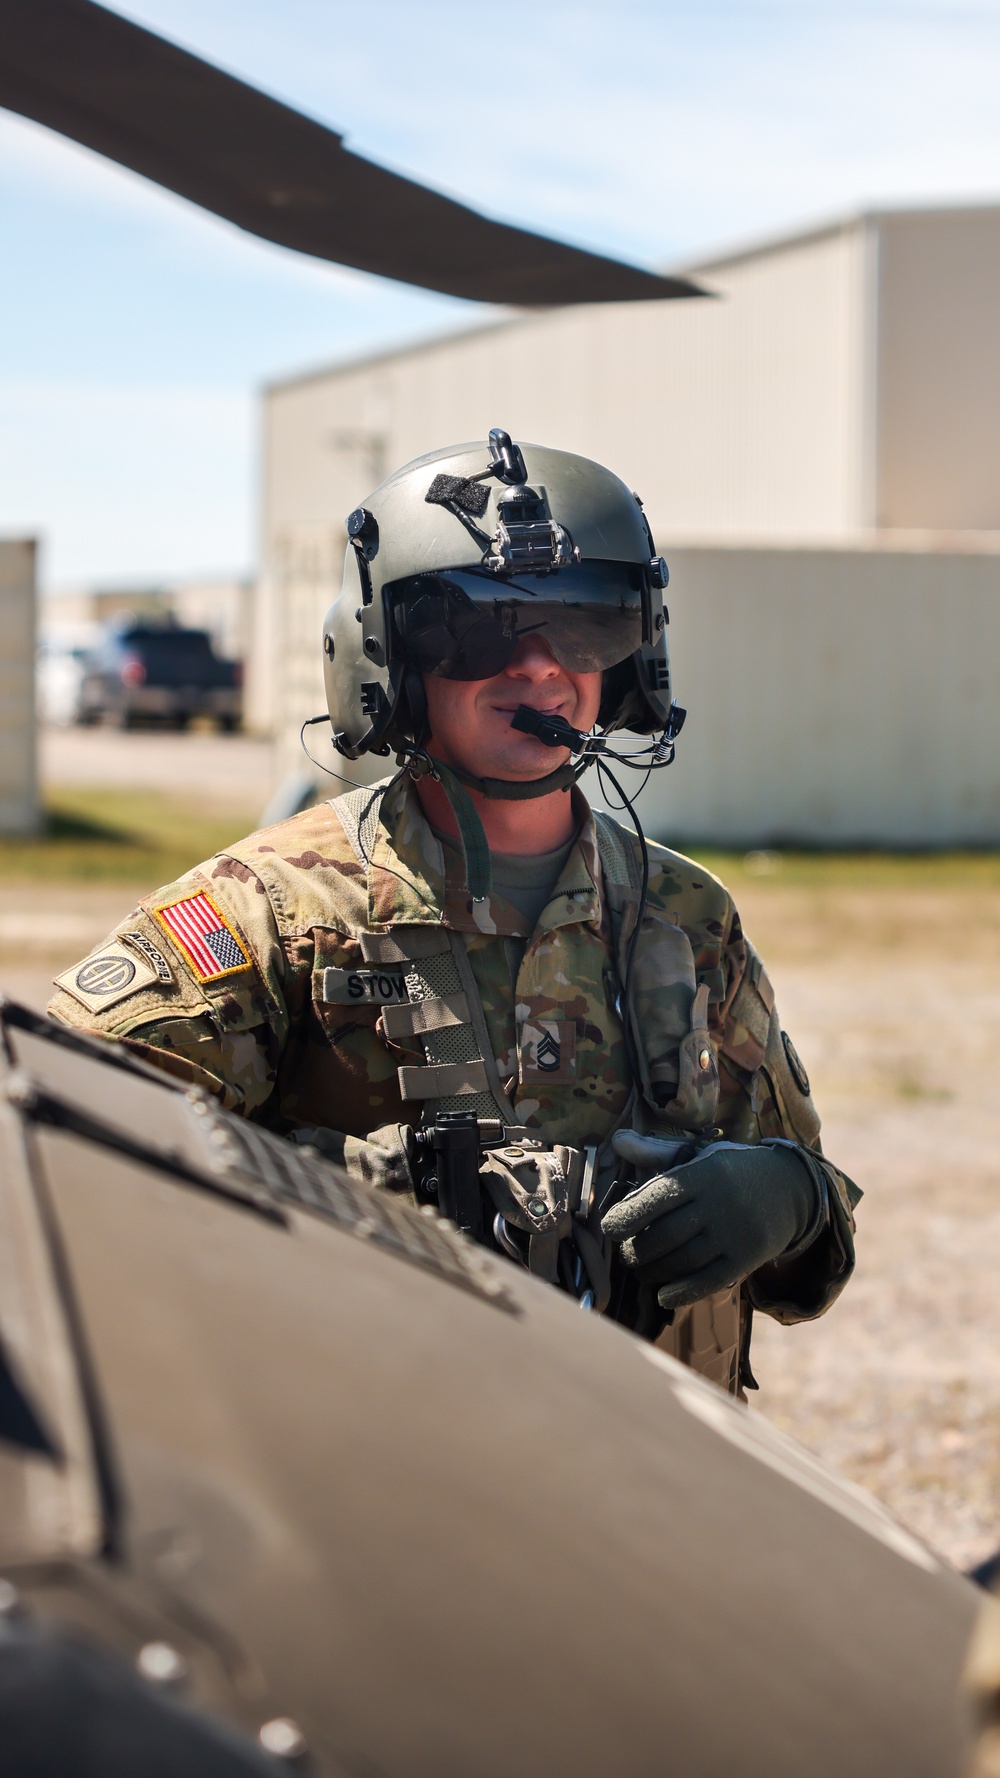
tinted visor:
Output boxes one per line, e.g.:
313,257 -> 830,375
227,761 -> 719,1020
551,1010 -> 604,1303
390,564 -> 644,681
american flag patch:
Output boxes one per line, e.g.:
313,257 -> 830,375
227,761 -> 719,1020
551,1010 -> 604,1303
153,891 -> 251,983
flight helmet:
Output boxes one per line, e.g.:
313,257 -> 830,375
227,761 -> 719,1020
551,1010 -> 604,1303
322,428 -> 675,773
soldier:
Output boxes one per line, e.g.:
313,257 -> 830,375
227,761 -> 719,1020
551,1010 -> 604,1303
49,429 -> 859,1392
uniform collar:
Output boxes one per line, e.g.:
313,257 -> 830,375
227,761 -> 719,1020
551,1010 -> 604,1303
367,776 -> 603,936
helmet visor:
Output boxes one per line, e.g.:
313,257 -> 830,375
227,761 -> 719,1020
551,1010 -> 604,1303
390,564 -> 644,681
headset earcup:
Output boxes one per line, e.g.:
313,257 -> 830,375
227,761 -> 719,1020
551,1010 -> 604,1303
599,655 -> 667,734
598,661 -> 633,730
389,664 -> 428,752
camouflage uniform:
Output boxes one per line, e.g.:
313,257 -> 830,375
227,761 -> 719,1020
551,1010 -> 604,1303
49,776 -> 858,1387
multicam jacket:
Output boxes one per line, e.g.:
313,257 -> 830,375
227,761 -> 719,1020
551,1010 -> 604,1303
49,777 -> 858,1390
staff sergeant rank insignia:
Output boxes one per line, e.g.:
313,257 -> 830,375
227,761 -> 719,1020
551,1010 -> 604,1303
153,891 -> 251,983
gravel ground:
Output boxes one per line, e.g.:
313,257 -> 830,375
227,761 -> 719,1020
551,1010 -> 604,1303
7,736 -> 1000,1573
39,724 -> 275,809
742,884 -> 1000,1573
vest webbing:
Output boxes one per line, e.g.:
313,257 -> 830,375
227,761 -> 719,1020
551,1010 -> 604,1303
329,786 -> 642,1126
330,786 -> 744,1393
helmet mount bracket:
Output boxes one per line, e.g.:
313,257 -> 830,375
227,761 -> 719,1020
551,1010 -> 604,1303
487,428 -> 528,485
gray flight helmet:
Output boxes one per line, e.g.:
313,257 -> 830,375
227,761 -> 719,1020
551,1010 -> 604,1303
322,427 -> 672,761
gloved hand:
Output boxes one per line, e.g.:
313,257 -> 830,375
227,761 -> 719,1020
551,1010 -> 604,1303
601,1131 -> 825,1312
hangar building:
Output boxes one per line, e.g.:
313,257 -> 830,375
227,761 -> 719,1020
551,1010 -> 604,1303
0,538 -> 38,835
253,203 -> 1000,845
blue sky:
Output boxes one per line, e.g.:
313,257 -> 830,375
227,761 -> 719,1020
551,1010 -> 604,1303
3,0 -> 1000,588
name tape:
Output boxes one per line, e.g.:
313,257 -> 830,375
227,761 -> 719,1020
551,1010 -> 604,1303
322,965 -> 409,1006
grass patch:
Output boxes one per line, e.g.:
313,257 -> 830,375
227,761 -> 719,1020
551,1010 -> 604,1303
4,789 -> 1000,894
0,787 -> 261,885
660,844 -> 1000,893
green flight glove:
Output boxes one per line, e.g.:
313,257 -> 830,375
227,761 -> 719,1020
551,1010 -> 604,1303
601,1132 -> 826,1313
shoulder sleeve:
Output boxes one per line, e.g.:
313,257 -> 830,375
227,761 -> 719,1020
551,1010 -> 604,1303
717,929 -> 818,1140
717,931 -> 860,1322
47,854 -> 292,1117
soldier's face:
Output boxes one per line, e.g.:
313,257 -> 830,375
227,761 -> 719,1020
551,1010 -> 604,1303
422,634 -> 603,780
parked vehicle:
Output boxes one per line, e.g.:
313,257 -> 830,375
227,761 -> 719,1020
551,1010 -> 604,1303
36,632 -> 95,725
78,619 -> 243,731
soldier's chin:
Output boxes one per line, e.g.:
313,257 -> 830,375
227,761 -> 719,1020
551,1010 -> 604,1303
432,730 -> 570,783
489,737 -> 571,781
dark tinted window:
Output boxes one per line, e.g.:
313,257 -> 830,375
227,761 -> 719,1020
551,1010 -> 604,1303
127,629 -> 215,659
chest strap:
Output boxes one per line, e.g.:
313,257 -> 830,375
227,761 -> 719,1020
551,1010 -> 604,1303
329,789 -> 515,1125
380,993 -> 467,1039
330,787 -> 640,1129
359,928 -> 515,1125
592,808 -> 642,900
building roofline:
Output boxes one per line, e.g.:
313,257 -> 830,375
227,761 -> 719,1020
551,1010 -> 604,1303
674,210 -> 857,278
262,311 -> 521,396
263,196 -> 1000,395
681,195 -> 1000,278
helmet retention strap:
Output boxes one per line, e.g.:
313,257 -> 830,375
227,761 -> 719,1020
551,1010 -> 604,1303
400,749 -> 594,903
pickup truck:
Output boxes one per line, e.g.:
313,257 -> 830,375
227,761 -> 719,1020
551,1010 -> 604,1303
78,621 -> 243,731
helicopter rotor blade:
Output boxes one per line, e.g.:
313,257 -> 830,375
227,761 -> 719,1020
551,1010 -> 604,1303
0,0 -> 704,306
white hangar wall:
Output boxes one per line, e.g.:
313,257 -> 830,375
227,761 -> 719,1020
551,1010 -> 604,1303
600,540 -> 1000,848
0,538 -> 39,836
260,210 -> 871,548
254,204 -> 1000,840
257,203 -> 1000,571
274,212 -> 870,539
254,216 -> 872,760
874,207 -> 1000,531
258,532 -> 1000,846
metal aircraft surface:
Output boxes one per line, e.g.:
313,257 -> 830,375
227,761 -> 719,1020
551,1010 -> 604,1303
0,0 -> 703,307
0,997 -> 986,1775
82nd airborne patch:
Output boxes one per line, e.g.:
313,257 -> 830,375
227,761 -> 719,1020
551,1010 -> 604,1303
55,941 -> 162,1013
153,891 -> 251,984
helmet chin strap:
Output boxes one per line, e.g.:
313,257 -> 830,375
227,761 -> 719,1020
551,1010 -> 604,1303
400,707 -> 596,902
442,756 -> 589,801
